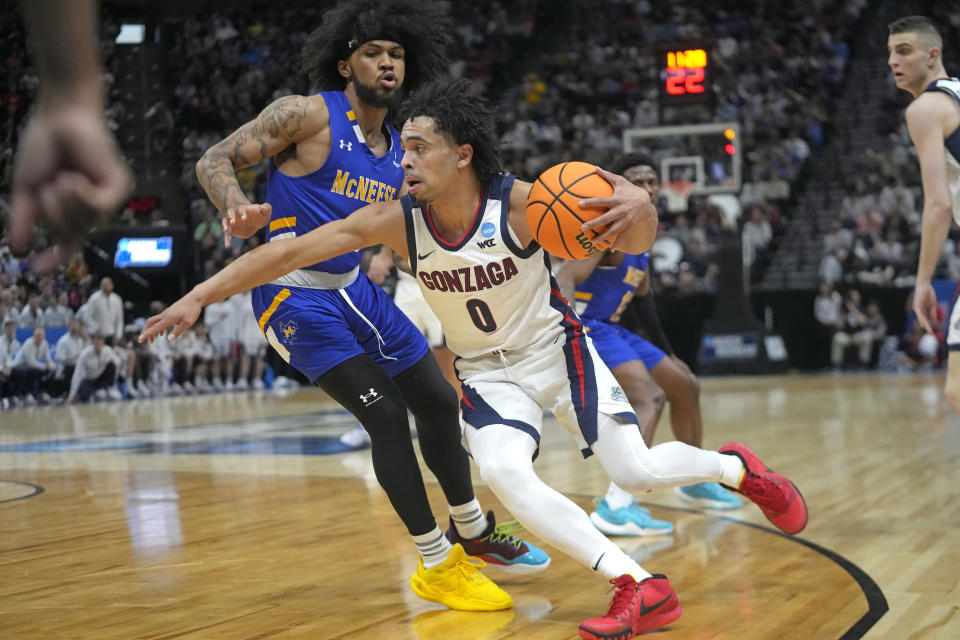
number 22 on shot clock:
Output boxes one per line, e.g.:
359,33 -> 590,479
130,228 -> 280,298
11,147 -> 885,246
660,47 -> 710,105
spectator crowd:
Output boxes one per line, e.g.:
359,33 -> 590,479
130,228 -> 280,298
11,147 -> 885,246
145,1 -> 864,296
3,0 -> 958,392
0,250 -> 274,408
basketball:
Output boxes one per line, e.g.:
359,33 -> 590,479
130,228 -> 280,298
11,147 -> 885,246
525,161 -> 617,260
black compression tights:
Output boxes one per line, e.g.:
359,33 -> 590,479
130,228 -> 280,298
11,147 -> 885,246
314,352 -> 473,536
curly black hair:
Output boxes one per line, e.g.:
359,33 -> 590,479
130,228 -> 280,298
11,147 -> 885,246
301,0 -> 451,92
398,78 -> 503,185
610,153 -> 659,178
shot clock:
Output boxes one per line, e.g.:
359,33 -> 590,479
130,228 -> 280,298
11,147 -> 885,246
658,46 -> 712,107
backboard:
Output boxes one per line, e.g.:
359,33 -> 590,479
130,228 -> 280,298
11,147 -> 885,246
622,122 -> 742,210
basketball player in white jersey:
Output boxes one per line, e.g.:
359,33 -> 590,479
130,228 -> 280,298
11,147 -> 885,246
888,16 -> 960,412
204,298 -> 236,391
230,291 -> 267,390
140,79 -> 808,640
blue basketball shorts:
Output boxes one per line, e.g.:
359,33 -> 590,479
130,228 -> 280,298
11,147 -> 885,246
250,273 -> 429,382
582,319 -> 667,371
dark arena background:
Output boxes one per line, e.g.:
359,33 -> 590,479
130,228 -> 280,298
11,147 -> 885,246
1,1 -> 958,638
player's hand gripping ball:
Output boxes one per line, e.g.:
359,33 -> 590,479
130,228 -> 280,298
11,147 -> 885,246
525,161 -> 618,259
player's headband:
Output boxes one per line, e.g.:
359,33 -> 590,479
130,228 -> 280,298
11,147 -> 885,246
342,33 -> 405,59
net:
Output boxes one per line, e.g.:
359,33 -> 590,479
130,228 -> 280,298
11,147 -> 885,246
661,181 -> 694,213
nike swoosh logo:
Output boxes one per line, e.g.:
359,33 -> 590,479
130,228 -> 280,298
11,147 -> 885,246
638,592 -> 674,617
591,552 -> 605,571
417,251 -> 435,261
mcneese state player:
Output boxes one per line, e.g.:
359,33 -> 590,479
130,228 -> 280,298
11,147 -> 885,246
555,154 -> 741,541
191,0 -> 548,611
142,79 -> 809,640
888,16 -> 960,413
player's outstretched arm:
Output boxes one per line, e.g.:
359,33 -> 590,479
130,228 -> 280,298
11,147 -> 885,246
578,167 -> 658,254
139,200 -> 406,343
196,94 -> 328,245
553,253 -> 605,305
906,94 -> 953,334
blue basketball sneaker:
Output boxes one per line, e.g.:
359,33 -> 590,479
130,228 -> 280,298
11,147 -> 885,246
446,511 -> 551,575
589,498 -> 674,536
675,482 -> 743,510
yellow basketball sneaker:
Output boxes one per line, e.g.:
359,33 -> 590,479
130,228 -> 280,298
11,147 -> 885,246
409,543 -> 514,611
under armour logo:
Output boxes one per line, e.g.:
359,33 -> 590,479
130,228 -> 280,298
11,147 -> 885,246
340,139 -> 353,151
359,388 -> 381,406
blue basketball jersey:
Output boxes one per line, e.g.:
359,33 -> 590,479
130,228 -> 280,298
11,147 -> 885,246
574,252 -> 649,323
252,91 -> 427,381
265,91 -> 404,274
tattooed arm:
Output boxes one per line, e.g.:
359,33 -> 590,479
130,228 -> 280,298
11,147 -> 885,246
195,94 -> 328,243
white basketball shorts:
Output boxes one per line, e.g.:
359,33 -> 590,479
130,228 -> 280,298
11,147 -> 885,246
456,329 -> 636,459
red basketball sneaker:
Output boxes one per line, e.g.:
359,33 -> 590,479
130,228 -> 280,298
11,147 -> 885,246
578,574 -> 681,640
719,442 -> 808,534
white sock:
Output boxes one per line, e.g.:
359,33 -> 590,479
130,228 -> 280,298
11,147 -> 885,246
449,498 -> 488,539
604,482 -> 635,510
592,548 -> 653,582
412,527 -> 453,569
716,451 -> 746,488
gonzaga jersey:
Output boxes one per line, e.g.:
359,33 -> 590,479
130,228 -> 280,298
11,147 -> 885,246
925,78 -> 960,222
402,174 -> 570,358
574,253 -> 649,323
265,91 -> 404,274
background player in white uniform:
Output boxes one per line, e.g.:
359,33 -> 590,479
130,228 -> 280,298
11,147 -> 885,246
140,79 -> 810,640
888,16 -> 960,412
230,291 -> 267,391
171,323 -> 204,394
204,298 -> 237,391
394,271 -> 444,348
393,267 -> 462,394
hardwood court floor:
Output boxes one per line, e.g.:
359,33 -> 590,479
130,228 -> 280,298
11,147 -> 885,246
1,373 -> 958,639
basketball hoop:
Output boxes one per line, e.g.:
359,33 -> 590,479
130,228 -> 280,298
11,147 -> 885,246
662,181 -> 694,213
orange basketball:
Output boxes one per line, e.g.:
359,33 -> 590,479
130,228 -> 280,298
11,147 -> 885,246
525,161 -> 617,260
